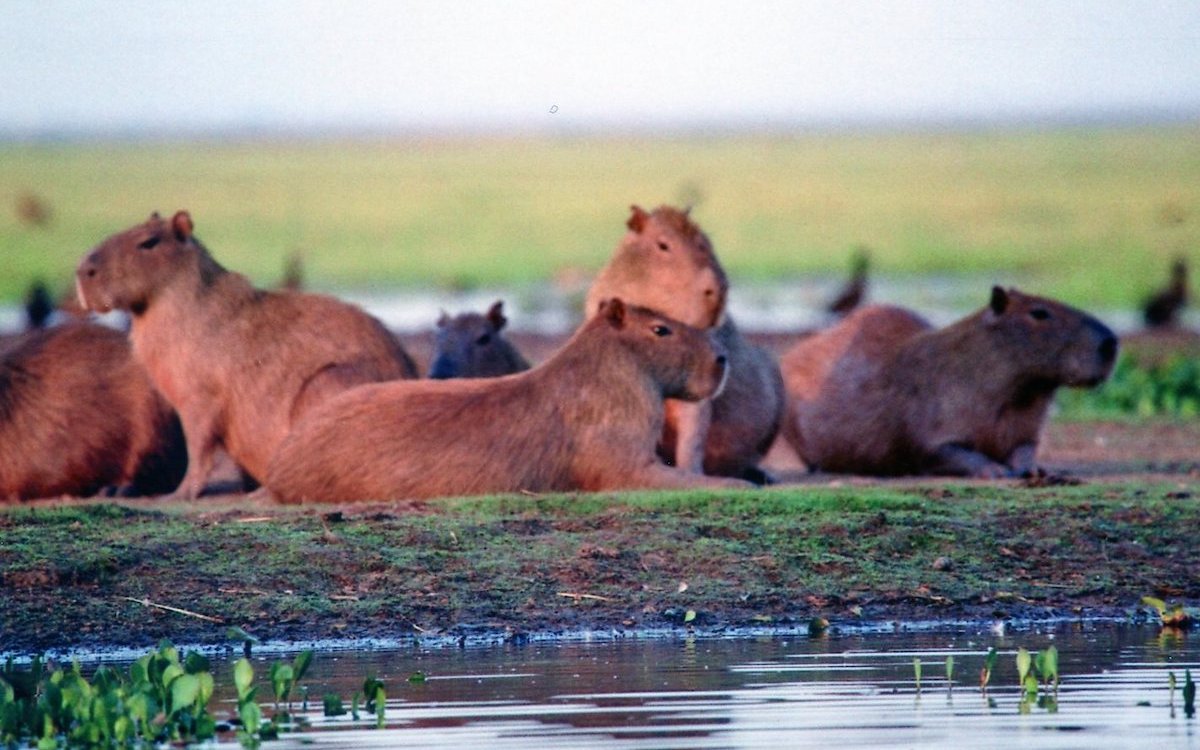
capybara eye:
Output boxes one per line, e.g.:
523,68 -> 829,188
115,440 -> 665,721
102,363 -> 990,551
656,240 -> 670,252
1030,308 -> 1051,321
138,236 -> 160,250
651,325 -> 672,337
476,333 -> 491,346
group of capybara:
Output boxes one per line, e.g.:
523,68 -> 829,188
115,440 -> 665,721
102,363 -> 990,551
1,202 -> 1140,503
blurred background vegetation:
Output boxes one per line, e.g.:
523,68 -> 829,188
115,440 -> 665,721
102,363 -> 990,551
2,125 -> 1197,309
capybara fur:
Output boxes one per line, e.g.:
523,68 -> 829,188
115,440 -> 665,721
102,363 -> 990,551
1142,257 -> 1189,328
266,299 -> 751,503
428,300 -> 530,379
586,205 -> 785,483
0,322 -> 186,500
75,211 -> 418,498
780,287 -> 1119,477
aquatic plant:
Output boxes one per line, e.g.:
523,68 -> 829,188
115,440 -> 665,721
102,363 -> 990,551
913,658 -> 922,694
1185,670 -> 1196,718
1016,646 -> 1059,699
945,655 -> 955,690
979,647 -> 999,690
362,676 -> 387,728
1141,596 -> 1195,629
0,640 -> 217,748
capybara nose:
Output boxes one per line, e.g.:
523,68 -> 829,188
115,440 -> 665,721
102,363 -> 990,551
1098,335 -> 1118,364
428,356 -> 457,380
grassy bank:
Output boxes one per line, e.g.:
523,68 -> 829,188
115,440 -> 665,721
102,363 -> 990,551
2,125 -> 1197,306
2,479 -> 1196,653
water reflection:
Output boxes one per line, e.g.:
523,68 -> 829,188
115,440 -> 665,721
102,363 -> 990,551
187,625 -> 1200,748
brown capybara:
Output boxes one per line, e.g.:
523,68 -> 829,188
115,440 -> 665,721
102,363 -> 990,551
585,205 -> 785,484
1143,257 -> 1189,328
266,299 -> 752,503
780,287 -> 1119,477
75,210 -> 419,498
0,322 -> 186,500
428,300 -> 530,379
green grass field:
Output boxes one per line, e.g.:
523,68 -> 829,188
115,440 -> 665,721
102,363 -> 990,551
1,125 -> 1197,307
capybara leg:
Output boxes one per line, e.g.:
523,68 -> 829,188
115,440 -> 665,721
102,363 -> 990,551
742,465 -> 776,486
170,412 -> 220,499
930,443 -> 1012,479
1005,443 -> 1042,478
664,398 -> 712,473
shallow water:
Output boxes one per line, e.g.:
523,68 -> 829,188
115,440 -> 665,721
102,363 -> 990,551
179,624 -> 1200,749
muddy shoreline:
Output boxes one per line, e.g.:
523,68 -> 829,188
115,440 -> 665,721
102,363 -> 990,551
2,418 -> 1196,656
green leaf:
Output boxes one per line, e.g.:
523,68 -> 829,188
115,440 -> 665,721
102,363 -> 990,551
292,651 -> 314,683
683,610 -> 696,624
239,699 -> 262,735
1023,673 -> 1039,698
1036,645 -> 1059,685
227,626 -> 261,644
407,672 -> 427,684
945,655 -> 954,684
323,693 -> 347,717
1141,596 -> 1168,616
234,659 -> 254,700
913,658 -> 922,692
184,651 -> 211,675
197,672 -> 215,708
1016,648 -> 1032,685
170,674 -> 200,715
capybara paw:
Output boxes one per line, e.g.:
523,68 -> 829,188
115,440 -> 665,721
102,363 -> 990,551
742,466 -> 776,486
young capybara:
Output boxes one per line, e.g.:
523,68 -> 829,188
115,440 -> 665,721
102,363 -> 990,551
585,205 -> 785,484
266,299 -> 752,503
428,300 -> 530,379
0,322 -> 186,500
75,211 -> 418,498
780,287 -> 1119,477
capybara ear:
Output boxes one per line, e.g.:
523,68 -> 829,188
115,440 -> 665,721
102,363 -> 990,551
171,211 -> 194,242
989,286 -> 1010,316
627,205 -> 649,233
486,300 -> 507,331
149,211 -> 162,222
600,297 -> 627,329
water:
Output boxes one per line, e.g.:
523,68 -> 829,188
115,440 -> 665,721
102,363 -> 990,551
178,624 -> 1198,748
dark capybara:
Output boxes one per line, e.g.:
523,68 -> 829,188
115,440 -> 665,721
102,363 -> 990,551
0,322 -> 186,500
585,205 -> 785,483
428,300 -> 530,379
75,210 -> 418,498
1143,258 -> 1189,328
266,299 -> 752,503
780,287 -> 1119,477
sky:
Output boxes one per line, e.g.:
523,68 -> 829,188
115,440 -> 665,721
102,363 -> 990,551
2,0 -> 1199,136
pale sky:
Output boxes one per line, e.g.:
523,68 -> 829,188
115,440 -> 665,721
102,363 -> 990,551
2,0 -> 1199,136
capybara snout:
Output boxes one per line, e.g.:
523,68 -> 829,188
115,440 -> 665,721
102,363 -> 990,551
989,287 -> 1118,388
609,300 -> 729,402
75,211 -> 195,314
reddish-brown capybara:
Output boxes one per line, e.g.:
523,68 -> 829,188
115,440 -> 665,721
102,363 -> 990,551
0,322 -> 186,500
585,205 -> 785,484
779,287 -> 1119,477
75,210 -> 419,498
428,300 -> 530,379
266,299 -> 752,503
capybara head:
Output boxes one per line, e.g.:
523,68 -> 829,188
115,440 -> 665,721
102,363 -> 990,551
982,286 -> 1118,388
429,300 -> 529,379
599,297 -> 728,402
76,211 -> 212,315
598,205 -> 729,329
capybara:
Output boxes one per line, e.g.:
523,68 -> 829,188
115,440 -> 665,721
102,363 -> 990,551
826,247 -> 870,317
1143,258 -> 1189,328
75,210 -> 419,498
0,322 -> 186,500
585,205 -> 785,484
780,287 -> 1119,477
266,299 -> 752,503
428,300 -> 530,379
